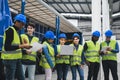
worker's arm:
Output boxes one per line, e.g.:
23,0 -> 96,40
81,51 -> 85,65
99,44 -> 104,55
83,42 -> 88,59
83,42 -> 88,52
83,42 -> 90,66
4,28 -> 32,51
42,46 -> 54,68
111,42 -> 119,53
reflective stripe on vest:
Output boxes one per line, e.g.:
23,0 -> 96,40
85,55 -> 99,58
39,41 -> 55,69
1,50 -> 21,54
101,40 -> 117,61
85,41 -> 100,62
56,45 -> 70,64
70,44 -> 83,66
1,27 -> 22,60
21,34 -> 39,61
86,50 -> 98,53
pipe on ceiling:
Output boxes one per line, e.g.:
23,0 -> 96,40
36,0 -> 81,32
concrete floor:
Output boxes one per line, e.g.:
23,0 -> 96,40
25,62 -> 120,80
26,66 -> 87,80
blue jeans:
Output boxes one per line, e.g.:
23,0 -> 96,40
56,64 -> 69,80
22,65 -> 36,80
71,65 -> 84,80
3,60 -> 25,80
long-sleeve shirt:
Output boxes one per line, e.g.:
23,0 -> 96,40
40,41 -> 55,68
4,25 -> 20,51
83,41 -> 97,52
42,46 -> 54,68
83,40 -> 98,61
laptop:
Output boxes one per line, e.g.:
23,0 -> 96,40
60,45 -> 74,55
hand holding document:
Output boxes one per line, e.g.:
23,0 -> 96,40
28,42 -> 44,52
106,47 -> 112,51
101,46 -> 111,52
101,46 -> 111,54
26,50 -> 32,54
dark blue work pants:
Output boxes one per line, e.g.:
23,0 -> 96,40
87,62 -> 100,80
3,60 -> 25,80
56,63 -> 69,80
102,60 -> 118,80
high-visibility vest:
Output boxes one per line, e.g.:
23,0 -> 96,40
21,34 -> 39,61
101,40 -> 117,61
39,41 -> 55,69
85,41 -> 100,62
70,44 -> 83,66
56,45 -> 70,64
1,27 -> 22,60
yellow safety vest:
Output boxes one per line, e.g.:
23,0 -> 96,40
101,40 -> 117,61
70,44 -> 83,66
39,41 -> 55,69
1,26 -> 22,60
21,34 -> 39,61
56,45 -> 70,64
85,41 -> 100,63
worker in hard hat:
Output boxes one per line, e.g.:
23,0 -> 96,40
56,33 -> 70,80
20,23 -> 42,80
1,14 -> 32,80
83,31 -> 100,80
70,33 -> 84,80
39,31 -> 55,80
100,30 -> 119,80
